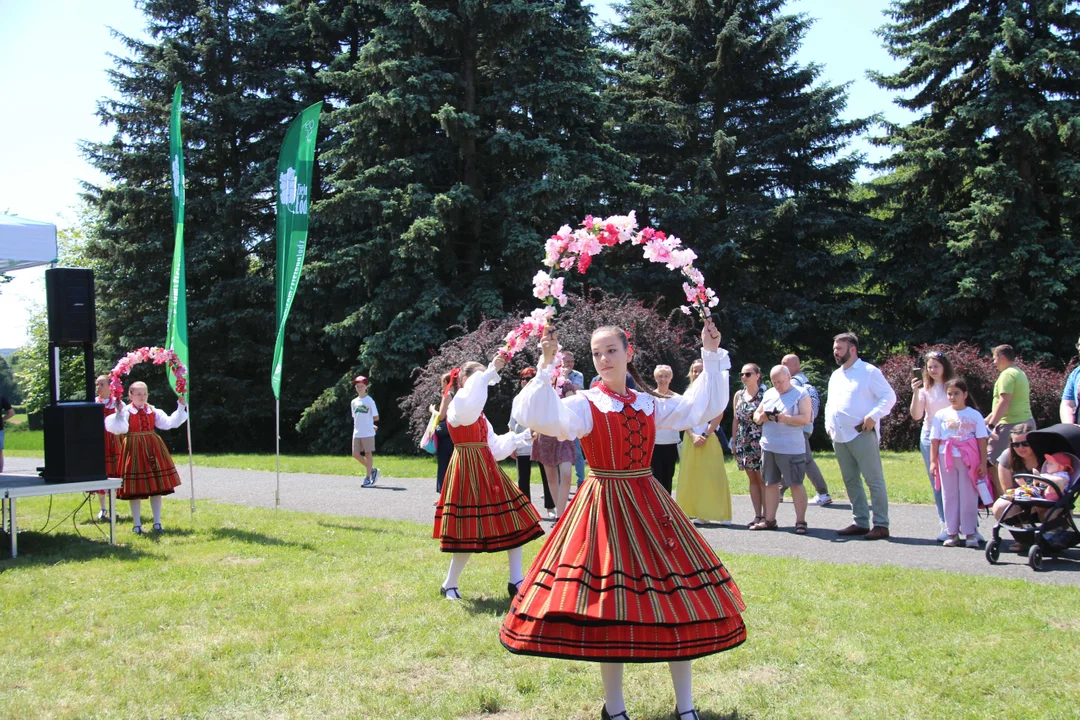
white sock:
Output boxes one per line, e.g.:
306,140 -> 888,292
443,552 -> 471,591
150,496 -> 163,525
507,546 -> 524,586
129,499 -> 141,526
669,660 -> 693,714
601,663 -> 626,716
99,495 -> 108,511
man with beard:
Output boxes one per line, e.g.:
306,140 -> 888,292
824,333 -> 897,540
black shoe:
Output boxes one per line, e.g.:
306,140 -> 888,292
439,586 -> 461,600
507,580 -> 522,599
601,706 -> 630,720
675,708 -> 701,719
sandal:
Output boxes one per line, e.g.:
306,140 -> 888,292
747,516 -> 764,529
794,521 -> 808,535
750,519 -> 778,531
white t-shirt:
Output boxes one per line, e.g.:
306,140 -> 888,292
656,392 -> 682,444
351,396 -> 379,438
919,383 -> 950,440
929,406 -> 988,457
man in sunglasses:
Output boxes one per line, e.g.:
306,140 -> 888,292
1060,336 -> 1080,425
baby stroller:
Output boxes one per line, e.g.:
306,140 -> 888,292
985,424 -> 1080,571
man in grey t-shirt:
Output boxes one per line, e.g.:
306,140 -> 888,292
783,354 -> 832,505
751,366 -> 813,533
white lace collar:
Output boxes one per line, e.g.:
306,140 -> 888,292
582,387 -> 654,415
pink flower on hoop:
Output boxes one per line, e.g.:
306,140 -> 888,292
109,346 -> 188,401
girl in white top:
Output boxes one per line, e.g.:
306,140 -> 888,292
908,351 -> 955,539
928,379 -> 988,547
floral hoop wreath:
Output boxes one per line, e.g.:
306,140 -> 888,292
501,212 -> 719,358
109,347 -> 188,400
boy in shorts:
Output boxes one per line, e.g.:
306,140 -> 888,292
350,376 -> 380,486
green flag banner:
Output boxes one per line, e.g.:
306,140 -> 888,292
271,102 -> 322,399
166,82 -> 188,396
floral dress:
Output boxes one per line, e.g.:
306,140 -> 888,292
733,387 -> 764,471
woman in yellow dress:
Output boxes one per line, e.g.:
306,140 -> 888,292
676,359 -> 732,525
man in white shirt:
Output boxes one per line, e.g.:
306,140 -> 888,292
824,333 -> 897,540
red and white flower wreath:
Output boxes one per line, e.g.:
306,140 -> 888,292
109,347 -> 188,400
501,212 -> 719,358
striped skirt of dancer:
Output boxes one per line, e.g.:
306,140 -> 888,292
500,468 -> 746,662
433,443 -> 544,553
117,431 -> 181,500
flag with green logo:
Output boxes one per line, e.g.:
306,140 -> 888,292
166,82 -> 188,396
271,102 -> 322,399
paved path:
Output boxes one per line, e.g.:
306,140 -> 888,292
6,457 -> 1079,586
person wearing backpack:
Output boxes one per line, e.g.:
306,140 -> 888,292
783,354 -> 832,505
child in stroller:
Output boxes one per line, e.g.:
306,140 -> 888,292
987,425 -> 1080,571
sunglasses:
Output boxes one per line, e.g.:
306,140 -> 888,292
1011,441 -> 1030,449
741,371 -> 756,377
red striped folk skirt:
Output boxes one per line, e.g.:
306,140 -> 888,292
117,431 -> 181,500
91,433 -> 126,495
433,442 -> 544,553
500,468 -> 746,662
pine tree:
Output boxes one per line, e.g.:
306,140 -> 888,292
299,0 -> 627,450
869,0 -> 1080,358
82,0 -> 324,451
607,0 -> 871,358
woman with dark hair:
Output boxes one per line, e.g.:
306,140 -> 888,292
909,350 -> 956,540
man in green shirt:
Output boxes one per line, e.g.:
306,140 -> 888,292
985,344 -> 1035,496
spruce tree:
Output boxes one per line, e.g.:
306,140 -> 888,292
869,0 -> 1080,358
82,0 -> 322,451
300,0 -> 626,449
607,0 -> 871,358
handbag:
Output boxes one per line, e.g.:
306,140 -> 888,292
420,409 -> 439,454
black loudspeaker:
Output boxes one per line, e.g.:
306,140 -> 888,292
45,268 -> 96,345
43,402 -> 107,483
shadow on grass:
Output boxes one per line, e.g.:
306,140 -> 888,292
0,529 -> 149,569
462,595 -> 513,616
209,527 -> 317,552
642,711 -> 751,720
316,521 -> 419,538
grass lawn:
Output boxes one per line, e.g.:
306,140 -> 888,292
0,497 -> 1075,719
5,428 -> 937,505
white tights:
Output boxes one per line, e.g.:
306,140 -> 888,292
129,496 -> 162,527
441,547 -> 525,592
601,661 -> 694,717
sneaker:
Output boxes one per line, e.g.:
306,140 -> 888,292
370,468 -> 380,486
936,525 -> 950,543
811,493 -> 833,506
943,536 -> 960,547
361,476 -> 372,487
97,509 -> 109,521
547,510 -> 557,520
132,525 -> 144,535
965,535 -> 980,548
718,520 -> 732,527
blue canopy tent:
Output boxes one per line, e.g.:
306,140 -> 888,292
0,214 -> 58,271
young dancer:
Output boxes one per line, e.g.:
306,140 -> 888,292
929,379 -> 988,548
93,375 -> 124,520
502,320 -> 745,720
105,381 -> 187,533
434,356 -> 545,600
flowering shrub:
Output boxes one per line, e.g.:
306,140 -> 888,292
399,292 -> 702,445
878,343 -> 1068,451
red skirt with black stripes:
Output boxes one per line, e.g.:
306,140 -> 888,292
500,470 -> 746,661
433,442 -> 544,553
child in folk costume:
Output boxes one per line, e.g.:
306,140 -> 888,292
434,354 -> 545,600
105,381 -> 187,534
502,321 -> 745,720
93,375 -> 124,521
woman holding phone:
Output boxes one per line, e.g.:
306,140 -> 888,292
909,351 -> 955,541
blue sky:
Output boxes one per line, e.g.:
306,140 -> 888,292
0,0 -> 913,348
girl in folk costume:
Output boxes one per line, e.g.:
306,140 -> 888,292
105,381 -> 187,534
502,321 -> 745,720
92,375 -> 124,521
434,354 -> 545,600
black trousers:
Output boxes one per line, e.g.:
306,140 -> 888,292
517,455 -> 554,510
651,443 -> 679,494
